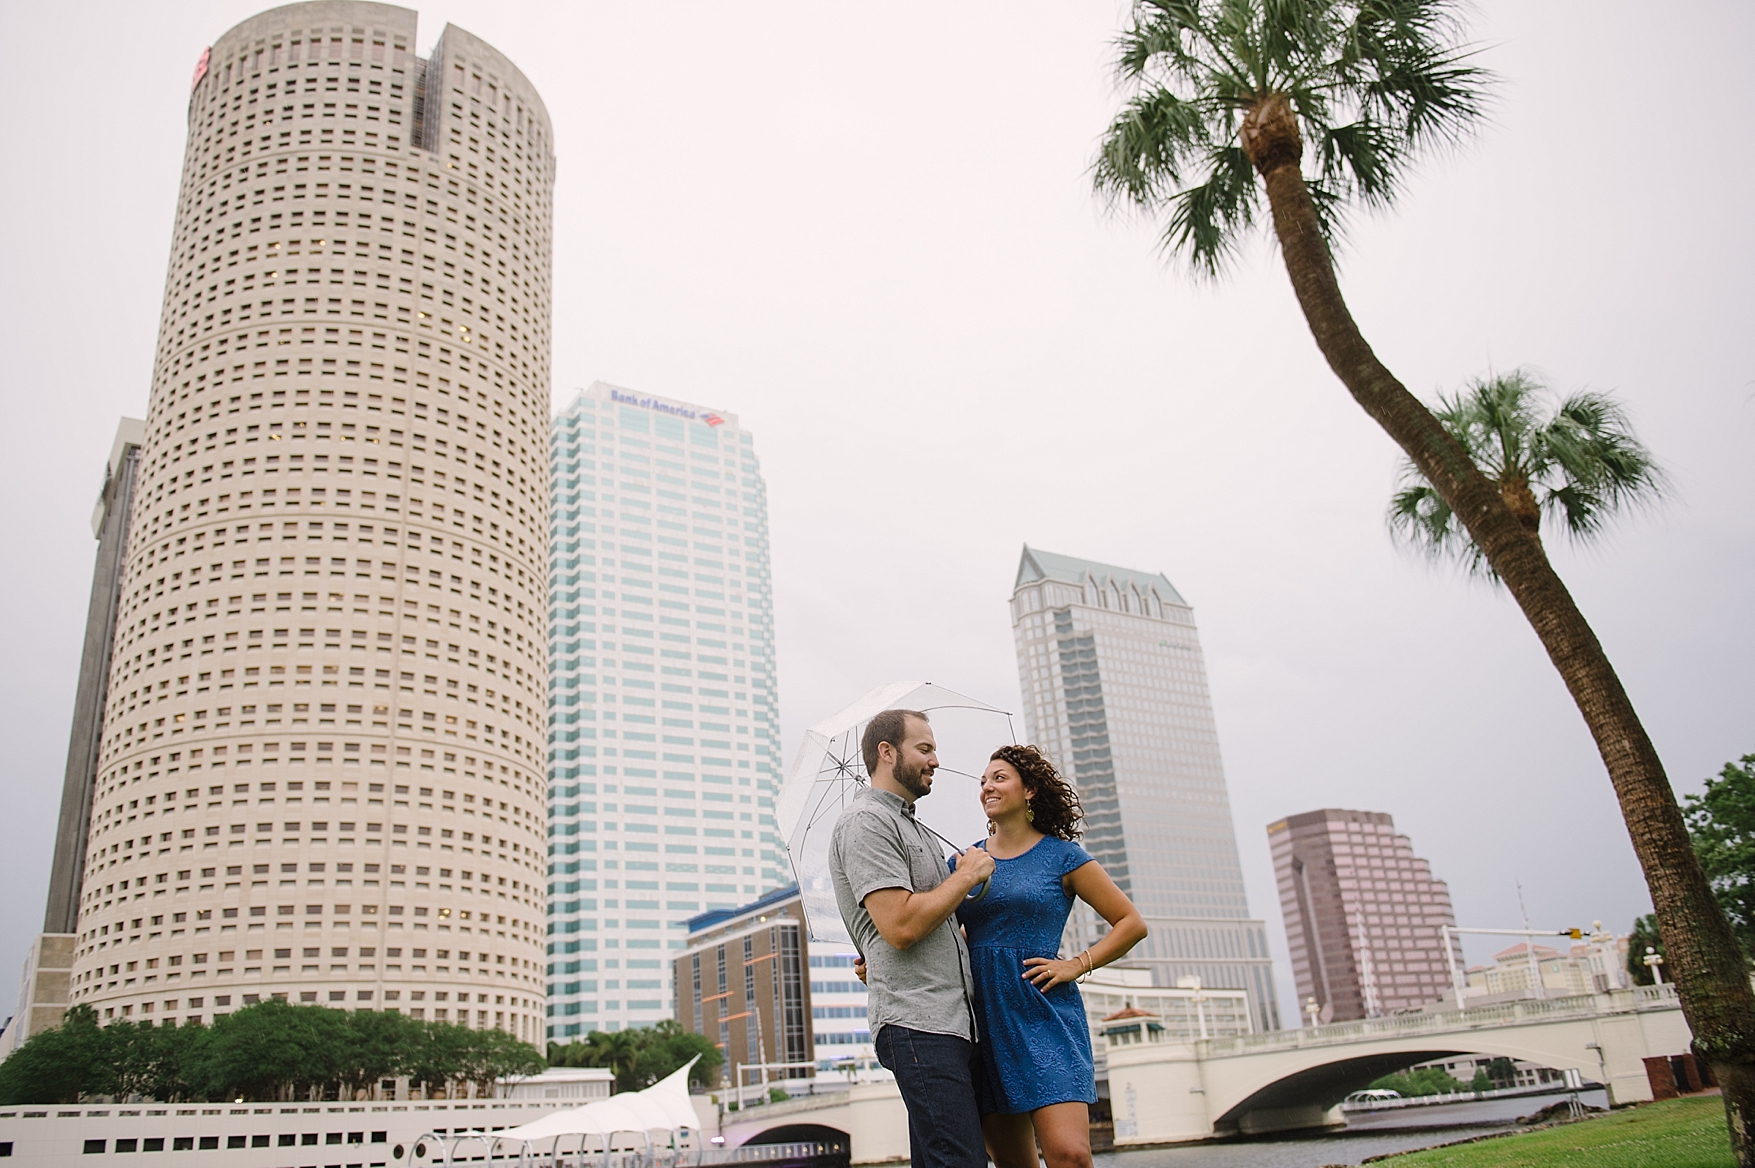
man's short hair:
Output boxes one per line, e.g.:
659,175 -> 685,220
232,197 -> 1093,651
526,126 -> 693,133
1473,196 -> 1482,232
862,709 -> 928,777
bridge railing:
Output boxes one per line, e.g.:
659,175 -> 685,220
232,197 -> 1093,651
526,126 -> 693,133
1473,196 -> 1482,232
1202,984 -> 1679,1057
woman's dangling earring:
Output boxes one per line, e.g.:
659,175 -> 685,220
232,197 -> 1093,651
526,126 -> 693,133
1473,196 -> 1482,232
987,819 -> 997,836
1026,802 -> 1035,824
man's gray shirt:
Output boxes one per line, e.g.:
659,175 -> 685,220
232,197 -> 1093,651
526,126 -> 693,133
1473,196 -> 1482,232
829,786 -> 976,1043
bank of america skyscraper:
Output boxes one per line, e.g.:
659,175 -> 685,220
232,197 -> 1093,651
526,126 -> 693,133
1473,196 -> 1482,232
547,383 -> 782,1039
1010,547 -> 1280,1030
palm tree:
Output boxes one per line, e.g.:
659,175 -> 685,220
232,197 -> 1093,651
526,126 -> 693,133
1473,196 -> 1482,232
1388,370 -> 1668,575
1092,1 -> 1755,1151
585,1029 -> 644,1092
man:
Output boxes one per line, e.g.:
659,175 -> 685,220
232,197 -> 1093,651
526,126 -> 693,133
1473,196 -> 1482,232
828,708 -> 996,1168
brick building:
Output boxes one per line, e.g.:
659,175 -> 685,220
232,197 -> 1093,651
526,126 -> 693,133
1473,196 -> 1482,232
674,886 -> 812,1086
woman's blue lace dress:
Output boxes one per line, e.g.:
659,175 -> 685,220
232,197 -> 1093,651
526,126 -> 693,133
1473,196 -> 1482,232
951,835 -> 1098,1115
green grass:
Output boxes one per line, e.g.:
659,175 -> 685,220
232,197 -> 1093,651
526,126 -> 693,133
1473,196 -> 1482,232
1384,1096 -> 1733,1167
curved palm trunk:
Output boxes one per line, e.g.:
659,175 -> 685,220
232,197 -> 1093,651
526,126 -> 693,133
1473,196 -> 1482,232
1245,99 -> 1755,1161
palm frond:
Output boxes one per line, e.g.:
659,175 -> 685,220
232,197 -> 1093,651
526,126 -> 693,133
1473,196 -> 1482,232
1093,87 -> 1217,207
1099,0 -> 1493,274
1318,117 -> 1405,207
1388,368 -> 1668,578
1163,144 -> 1262,277
1536,390 -> 1670,537
1387,479 -> 1491,576
1543,481 -> 1609,541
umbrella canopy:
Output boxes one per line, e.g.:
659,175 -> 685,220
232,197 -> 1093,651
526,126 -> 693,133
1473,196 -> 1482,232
777,681 -> 1017,945
493,1058 -> 701,1142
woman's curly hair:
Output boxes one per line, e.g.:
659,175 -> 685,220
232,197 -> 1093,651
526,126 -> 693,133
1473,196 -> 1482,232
990,744 -> 1084,842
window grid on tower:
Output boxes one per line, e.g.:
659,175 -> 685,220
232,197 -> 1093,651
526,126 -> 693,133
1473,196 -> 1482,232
68,4 -> 555,1049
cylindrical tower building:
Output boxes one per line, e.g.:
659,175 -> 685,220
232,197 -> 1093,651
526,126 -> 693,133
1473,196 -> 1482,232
67,1 -> 554,1047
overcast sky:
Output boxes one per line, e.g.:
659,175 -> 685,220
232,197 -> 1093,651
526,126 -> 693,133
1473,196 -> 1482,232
2,1 -> 1750,1027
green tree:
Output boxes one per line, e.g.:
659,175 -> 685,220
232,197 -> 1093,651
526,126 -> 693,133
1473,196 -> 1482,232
584,1029 -> 645,1093
1683,754 -> 1755,961
408,1022 -> 472,1099
1629,912 -> 1669,987
111,1020 -> 200,1103
0,1005 -> 111,1104
1482,1057 -> 1519,1088
1368,1066 -> 1466,1096
548,1024 -> 720,1092
1470,1067 -> 1492,1093
1388,371 -> 1666,576
183,1000 -> 336,1101
333,1009 -> 414,1100
452,1027 -> 545,1099
632,1020 -> 723,1090
1092,3 -> 1755,1152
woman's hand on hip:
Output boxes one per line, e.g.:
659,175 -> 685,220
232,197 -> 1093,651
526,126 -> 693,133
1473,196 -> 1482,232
1022,956 -> 1081,992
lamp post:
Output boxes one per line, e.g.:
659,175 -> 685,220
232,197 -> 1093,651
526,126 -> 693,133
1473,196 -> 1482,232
1643,947 -> 1665,985
1584,1040 -> 1610,1095
1589,920 -> 1624,991
1177,975 -> 1209,1041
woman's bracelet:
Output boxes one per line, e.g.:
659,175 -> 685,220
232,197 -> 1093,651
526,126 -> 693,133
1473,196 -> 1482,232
1078,950 -> 1095,983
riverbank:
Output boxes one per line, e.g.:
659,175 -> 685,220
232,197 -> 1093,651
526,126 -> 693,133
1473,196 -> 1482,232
1372,1095 -> 1732,1167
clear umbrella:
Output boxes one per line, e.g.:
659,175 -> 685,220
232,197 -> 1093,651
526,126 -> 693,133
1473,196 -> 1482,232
777,681 -> 1018,945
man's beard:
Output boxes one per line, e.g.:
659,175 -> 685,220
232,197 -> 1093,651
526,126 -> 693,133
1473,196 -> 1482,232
894,754 -> 935,800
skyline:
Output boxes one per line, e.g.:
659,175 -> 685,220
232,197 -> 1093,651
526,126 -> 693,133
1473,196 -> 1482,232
2,0 -> 1751,1030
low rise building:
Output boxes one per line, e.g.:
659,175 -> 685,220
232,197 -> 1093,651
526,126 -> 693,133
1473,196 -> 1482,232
1080,967 -> 1251,1079
1465,937 -> 1631,1004
674,887 -> 812,1089
500,1066 -> 616,1102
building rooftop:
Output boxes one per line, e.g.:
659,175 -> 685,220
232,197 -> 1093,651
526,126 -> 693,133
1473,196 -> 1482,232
1269,808 -> 1397,833
1014,546 -> 1186,606
685,884 -> 801,938
1493,942 -> 1564,962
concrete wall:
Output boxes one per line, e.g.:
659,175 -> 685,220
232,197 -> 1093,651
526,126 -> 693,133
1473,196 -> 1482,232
2,934 -> 76,1058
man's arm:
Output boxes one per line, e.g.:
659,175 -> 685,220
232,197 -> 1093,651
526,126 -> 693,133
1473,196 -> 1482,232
863,845 -> 994,951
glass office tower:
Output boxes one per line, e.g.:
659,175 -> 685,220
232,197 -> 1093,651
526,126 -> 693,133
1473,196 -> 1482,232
547,382 -> 781,1038
1010,546 -> 1280,1030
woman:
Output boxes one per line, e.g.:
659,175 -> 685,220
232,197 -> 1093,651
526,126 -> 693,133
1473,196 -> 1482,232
953,744 -> 1147,1168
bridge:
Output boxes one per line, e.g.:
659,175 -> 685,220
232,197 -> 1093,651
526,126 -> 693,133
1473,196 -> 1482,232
720,985 -> 1694,1159
1107,983 -> 1690,1141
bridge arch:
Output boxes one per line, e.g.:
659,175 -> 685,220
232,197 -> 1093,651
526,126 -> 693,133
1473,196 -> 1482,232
1204,1028 -> 1616,1136
1107,992 -> 1692,1143
1206,1043 -> 1573,1133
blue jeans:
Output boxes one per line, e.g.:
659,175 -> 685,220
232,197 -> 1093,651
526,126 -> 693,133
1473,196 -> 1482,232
874,1025 -> 986,1168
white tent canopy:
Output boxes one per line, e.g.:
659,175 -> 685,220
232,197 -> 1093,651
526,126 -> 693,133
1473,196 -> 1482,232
494,1059 -> 701,1142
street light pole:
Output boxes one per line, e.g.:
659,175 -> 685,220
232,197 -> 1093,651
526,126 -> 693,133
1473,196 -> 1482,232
1518,881 -> 1545,1001
1443,924 -> 1468,1010
1177,975 -> 1209,1041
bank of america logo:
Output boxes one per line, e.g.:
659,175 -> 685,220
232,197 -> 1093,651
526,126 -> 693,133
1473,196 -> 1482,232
702,413 -> 726,427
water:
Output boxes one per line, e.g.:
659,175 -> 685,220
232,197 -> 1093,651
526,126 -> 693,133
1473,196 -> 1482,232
1090,1089 -> 1612,1168
1343,1088 -> 1609,1131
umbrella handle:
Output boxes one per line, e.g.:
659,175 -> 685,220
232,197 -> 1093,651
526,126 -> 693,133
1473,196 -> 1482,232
916,822 -> 991,904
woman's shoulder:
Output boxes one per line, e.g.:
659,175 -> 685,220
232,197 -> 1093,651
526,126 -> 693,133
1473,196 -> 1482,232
1045,835 -> 1095,870
948,840 -> 990,870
